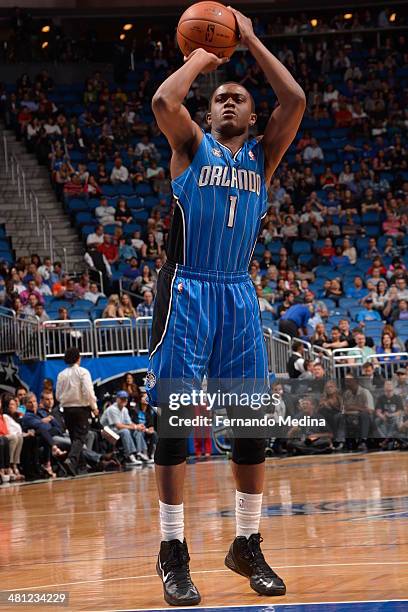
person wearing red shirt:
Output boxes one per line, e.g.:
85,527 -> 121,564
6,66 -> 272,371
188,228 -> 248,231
97,234 -> 119,264
320,237 -> 336,263
334,100 -> 353,128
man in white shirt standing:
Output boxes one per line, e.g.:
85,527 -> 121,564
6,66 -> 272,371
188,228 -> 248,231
56,347 -> 99,476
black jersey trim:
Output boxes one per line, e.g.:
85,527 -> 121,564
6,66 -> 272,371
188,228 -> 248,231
149,264 -> 178,358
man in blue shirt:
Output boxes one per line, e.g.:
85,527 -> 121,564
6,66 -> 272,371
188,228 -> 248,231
356,297 -> 382,323
279,303 -> 313,338
347,276 -> 368,300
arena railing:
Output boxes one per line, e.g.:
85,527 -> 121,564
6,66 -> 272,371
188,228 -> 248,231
133,317 -> 152,354
15,315 -> 42,361
4,140 -> 69,272
94,318 -> 135,357
0,306 -> 17,355
263,328 -> 293,376
367,353 -> 408,380
42,319 -> 94,359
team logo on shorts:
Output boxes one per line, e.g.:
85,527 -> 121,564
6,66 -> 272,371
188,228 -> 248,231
212,148 -> 222,157
145,371 -> 157,389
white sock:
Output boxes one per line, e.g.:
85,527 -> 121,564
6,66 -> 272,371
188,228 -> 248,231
235,490 -> 263,538
159,501 -> 184,543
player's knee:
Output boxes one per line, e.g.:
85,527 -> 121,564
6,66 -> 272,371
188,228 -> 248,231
232,438 -> 266,465
154,438 -> 188,466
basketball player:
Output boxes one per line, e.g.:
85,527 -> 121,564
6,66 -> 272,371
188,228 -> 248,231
147,8 -> 305,605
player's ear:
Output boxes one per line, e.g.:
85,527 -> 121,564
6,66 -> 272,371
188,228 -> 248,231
206,112 -> 212,126
249,112 -> 257,126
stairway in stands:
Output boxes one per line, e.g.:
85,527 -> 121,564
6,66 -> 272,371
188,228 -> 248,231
0,127 -> 84,272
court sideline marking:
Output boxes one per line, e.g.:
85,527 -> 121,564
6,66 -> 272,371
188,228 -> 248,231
2,561 -> 408,592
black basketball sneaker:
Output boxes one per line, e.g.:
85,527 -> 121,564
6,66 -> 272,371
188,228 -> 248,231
156,539 -> 201,606
225,533 -> 286,596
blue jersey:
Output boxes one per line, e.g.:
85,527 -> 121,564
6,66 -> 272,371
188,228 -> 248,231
167,131 -> 268,272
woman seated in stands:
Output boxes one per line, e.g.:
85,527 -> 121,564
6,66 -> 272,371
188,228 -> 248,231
140,232 -> 161,261
102,294 -> 124,319
370,280 -> 389,314
115,199 -> 133,225
120,294 -> 137,319
132,265 -> 157,297
121,373 -> 142,407
324,278 -> 344,306
84,175 -> 102,198
376,332 -> 401,363
1,395 -> 25,481
310,322 -> 329,347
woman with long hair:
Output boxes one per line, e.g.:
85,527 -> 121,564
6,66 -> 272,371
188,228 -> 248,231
120,294 -> 137,319
102,294 -> 124,319
1,395 -> 25,481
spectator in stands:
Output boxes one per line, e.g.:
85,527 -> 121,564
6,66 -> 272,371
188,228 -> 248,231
95,197 -> 116,227
20,279 -> 44,305
322,326 -> 349,351
62,278 -> 78,303
86,224 -> 104,249
355,332 -> 376,364
74,274 -> 90,298
310,323 -> 329,347
319,237 -> 335,263
21,392 -> 65,477
34,303 -> 49,324
84,282 -> 104,304
376,333 -> 400,362
375,380 -> 403,444
385,297 -> 408,323
110,157 -> 129,184
141,232 -> 161,260
286,341 -> 306,378
23,293 -> 40,317
256,285 -> 274,313
115,199 -> 133,225
303,138 -> 324,164
393,367 -> 408,398
63,174 -> 84,199
341,237 -> 357,264
356,297 -> 383,323
347,276 -> 368,300
279,302 -> 313,338
132,265 -> 156,296
84,175 -> 102,197
121,373 -> 142,406
100,391 -> 150,464
343,373 -> 375,451
136,291 -> 154,318
34,273 -> 52,297
370,280 -> 388,314
324,278 -> 344,305
120,294 -> 137,319
98,234 -> 119,265
102,294 -> 124,318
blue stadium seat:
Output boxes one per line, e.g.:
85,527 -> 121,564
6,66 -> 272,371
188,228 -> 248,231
292,241 -> 311,255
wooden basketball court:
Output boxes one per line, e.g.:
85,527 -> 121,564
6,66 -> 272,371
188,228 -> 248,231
1,452 -> 408,611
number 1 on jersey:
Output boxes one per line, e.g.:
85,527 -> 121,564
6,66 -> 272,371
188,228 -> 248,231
227,195 -> 238,228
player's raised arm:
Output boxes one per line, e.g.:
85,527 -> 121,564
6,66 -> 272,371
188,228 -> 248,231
152,49 -> 228,155
230,8 -> 306,184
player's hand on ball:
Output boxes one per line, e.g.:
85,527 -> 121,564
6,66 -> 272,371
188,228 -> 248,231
183,48 -> 229,74
228,7 -> 255,46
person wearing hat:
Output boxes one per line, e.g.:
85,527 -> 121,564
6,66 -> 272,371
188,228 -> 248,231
355,296 -> 382,323
100,390 -> 152,465
56,347 -> 99,476
392,367 -> 408,399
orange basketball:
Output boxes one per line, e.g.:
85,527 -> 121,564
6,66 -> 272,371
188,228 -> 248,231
177,1 -> 239,59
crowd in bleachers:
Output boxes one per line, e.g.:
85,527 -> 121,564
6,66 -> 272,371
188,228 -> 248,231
0,9 -> 407,456
0,23 -> 406,332
0,372 -> 158,484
